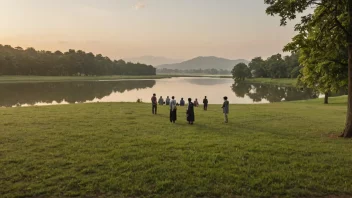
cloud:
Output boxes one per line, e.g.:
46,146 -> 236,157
134,2 -> 146,10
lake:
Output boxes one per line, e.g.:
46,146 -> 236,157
0,77 -> 321,107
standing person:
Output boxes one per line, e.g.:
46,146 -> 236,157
151,93 -> 157,114
187,98 -> 195,125
158,96 -> 164,105
203,96 -> 208,111
165,96 -> 170,105
194,98 -> 199,107
180,98 -> 185,106
222,96 -> 229,123
170,96 -> 177,123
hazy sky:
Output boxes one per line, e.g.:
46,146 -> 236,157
0,0 -> 298,60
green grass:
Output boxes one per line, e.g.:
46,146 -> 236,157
245,78 -> 297,86
1,97 -> 352,197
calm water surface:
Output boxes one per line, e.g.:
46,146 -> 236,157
0,77 -> 321,107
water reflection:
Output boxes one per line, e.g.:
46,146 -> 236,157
185,78 -> 229,86
231,82 -> 320,103
0,80 -> 155,107
0,78 -> 330,107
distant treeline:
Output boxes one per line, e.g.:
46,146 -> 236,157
232,53 -> 301,81
157,68 -> 231,75
0,45 -> 156,76
248,53 -> 300,78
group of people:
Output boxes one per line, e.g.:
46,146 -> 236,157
157,96 -> 203,108
151,94 -> 229,124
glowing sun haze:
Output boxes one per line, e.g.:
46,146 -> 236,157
0,0 -> 296,60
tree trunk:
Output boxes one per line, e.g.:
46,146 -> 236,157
324,92 -> 329,104
341,0 -> 352,138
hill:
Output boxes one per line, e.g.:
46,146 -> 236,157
157,56 -> 249,70
124,56 -> 183,66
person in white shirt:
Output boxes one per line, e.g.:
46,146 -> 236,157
169,96 -> 177,123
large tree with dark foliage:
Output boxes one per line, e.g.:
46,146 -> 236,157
284,6 -> 348,105
248,53 -> 300,78
0,45 -> 156,76
232,63 -> 251,81
264,0 -> 352,138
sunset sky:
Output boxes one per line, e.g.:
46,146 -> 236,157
0,0 -> 298,61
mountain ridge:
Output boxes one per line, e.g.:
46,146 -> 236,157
124,56 -> 183,66
157,56 -> 249,70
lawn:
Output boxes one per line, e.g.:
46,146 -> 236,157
1,97 -> 352,197
244,78 -> 297,86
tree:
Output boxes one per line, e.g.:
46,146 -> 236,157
249,57 -> 268,78
264,0 -> 352,138
0,45 -> 156,76
284,53 -> 301,78
284,6 -> 348,104
266,54 -> 287,78
232,63 -> 251,81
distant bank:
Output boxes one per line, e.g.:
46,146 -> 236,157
0,75 -> 233,83
0,75 -> 297,86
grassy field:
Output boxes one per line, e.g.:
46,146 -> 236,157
244,78 -> 297,86
1,97 -> 352,197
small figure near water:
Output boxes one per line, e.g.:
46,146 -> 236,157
170,96 -> 177,123
165,96 -> 170,105
151,93 -> 157,114
203,96 -> 208,111
194,98 -> 199,107
158,96 -> 164,105
222,96 -> 229,123
187,98 -> 195,125
180,98 -> 185,106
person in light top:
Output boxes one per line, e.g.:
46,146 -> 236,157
158,96 -> 164,105
222,96 -> 229,123
169,96 -> 177,123
194,98 -> 199,107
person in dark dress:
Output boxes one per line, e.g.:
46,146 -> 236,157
203,96 -> 208,111
170,96 -> 177,123
151,93 -> 157,114
186,98 -> 195,124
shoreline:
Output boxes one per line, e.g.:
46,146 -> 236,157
243,78 -> 297,86
0,75 -> 233,83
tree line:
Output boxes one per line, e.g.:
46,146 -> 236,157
157,68 -> 231,75
232,53 -> 300,81
0,45 -> 156,76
